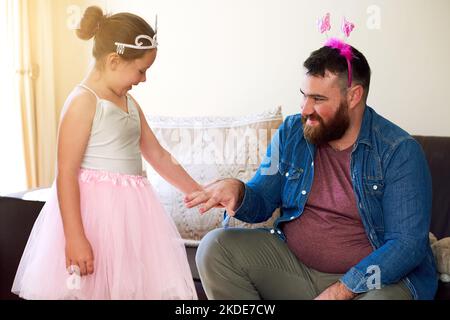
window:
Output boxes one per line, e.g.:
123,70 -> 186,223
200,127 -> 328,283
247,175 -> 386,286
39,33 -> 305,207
0,1 -> 27,195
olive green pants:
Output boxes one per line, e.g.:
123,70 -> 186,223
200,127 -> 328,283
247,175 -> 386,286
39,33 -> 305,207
196,228 -> 412,300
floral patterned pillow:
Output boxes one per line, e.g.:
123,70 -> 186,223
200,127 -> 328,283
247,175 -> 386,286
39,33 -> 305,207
145,107 -> 283,246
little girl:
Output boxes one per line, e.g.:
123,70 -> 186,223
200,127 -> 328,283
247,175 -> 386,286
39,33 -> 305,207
12,6 -> 201,300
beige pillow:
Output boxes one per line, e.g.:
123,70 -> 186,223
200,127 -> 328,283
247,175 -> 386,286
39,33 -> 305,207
145,107 -> 283,246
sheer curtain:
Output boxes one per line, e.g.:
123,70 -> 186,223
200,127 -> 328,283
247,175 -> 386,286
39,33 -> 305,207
28,0 -> 57,188
0,0 -> 57,195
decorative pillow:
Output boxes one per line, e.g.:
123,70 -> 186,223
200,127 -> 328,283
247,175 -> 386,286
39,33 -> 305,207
145,107 -> 283,246
429,232 -> 450,283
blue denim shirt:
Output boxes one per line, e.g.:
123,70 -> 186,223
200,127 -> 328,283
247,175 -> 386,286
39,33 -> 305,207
226,106 -> 438,300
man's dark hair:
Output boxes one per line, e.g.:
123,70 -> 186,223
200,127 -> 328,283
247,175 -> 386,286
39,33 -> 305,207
304,45 -> 371,100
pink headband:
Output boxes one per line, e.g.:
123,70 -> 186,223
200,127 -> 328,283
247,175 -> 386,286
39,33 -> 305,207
324,37 -> 354,87
318,14 -> 355,87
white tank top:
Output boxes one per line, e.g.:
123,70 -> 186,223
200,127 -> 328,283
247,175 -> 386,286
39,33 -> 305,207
76,84 -> 143,175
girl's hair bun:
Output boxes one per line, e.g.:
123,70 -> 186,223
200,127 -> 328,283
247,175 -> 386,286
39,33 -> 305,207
76,7 -> 155,61
76,6 -> 106,40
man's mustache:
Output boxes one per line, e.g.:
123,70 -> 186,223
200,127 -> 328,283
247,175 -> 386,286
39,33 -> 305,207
303,114 -> 323,124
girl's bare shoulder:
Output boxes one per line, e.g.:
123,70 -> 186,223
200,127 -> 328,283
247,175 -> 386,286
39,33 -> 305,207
60,87 -> 98,122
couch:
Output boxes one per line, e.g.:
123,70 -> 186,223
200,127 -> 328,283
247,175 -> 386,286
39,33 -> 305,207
1,132 -> 449,300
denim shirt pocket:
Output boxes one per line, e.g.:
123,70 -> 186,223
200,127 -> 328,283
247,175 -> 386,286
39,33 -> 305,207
363,178 -> 384,197
278,161 -> 304,207
363,177 -> 385,233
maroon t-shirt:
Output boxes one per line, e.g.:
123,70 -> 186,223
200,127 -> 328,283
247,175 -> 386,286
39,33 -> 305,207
282,144 -> 373,274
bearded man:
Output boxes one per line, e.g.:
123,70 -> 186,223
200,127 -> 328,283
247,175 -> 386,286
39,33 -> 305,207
185,41 -> 438,300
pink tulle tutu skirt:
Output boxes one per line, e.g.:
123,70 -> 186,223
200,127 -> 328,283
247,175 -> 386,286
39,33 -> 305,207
11,168 -> 197,300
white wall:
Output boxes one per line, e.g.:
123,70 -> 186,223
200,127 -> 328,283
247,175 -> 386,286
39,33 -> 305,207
52,0 -> 106,119
70,0 -> 450,136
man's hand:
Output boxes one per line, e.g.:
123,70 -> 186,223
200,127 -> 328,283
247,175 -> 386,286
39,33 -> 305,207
184,179 -> 245,216
314,281 -> 358,300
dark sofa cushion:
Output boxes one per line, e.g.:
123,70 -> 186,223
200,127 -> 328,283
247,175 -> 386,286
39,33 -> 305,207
413,136 -> 450,239
0,197 -> 44,300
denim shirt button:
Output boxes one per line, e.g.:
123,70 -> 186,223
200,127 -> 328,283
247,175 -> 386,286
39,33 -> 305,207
270,229 -> 275,234
301,190 -> 307,195
285,172 -> 289,177
277,230 -> 282,235
290,216 -> 295,220
373,185 -> 378,190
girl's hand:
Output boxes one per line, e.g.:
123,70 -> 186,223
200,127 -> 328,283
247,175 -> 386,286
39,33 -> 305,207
65,235 -> 95,277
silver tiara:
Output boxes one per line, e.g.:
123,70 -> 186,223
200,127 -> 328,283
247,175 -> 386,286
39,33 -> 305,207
114,15 -> 158,55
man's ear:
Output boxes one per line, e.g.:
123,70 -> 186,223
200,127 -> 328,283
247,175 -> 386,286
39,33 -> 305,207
105,53 -> 122,71
347,84 -> 364,109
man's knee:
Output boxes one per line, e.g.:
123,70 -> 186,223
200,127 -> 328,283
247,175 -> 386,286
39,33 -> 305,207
356,282 -> 412,300
195,228 -> 231,274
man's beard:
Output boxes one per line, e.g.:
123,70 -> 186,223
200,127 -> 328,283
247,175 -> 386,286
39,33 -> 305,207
302,100 -> 350,146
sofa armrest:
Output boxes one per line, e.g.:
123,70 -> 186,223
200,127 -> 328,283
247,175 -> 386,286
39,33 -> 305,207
0,197 -> 44,300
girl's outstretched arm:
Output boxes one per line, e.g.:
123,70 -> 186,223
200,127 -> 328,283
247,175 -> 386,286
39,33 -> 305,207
132,97 -> 202,195
57,89 -> 96,276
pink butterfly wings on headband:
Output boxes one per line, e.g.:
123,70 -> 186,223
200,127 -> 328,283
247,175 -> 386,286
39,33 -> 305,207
318,13 -> 331,34
341,17 -> 355,38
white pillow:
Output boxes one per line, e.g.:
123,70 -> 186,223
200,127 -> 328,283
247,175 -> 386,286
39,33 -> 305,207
145,107 -> 283,245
